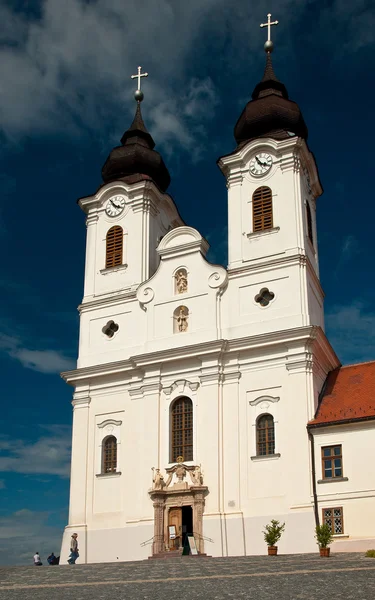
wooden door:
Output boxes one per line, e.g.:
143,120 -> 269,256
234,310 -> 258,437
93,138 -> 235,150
168,507 -> 182,549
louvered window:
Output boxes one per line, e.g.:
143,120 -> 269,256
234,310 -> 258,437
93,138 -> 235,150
105,226 -> 123,268
252,186 -> 273,232
170,397 -> 193,462
256,414 -> 275,456
306,201 -> 314,245
102,436 -> 117,473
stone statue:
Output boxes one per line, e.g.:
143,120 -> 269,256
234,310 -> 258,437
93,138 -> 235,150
175,271 -> 188,294
175,463 -> 186,483
177,307 -> 188,332
153,469 -> 165,490
192,465 -> 203,485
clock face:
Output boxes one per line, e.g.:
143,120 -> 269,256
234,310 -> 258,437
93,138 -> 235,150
249,153 -> 273,176
105,195 -> 125,217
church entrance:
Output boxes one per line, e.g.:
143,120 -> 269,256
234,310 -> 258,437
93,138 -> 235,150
168,505 -> 193,549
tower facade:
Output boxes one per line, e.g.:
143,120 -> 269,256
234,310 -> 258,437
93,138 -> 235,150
62,35 -> 371,562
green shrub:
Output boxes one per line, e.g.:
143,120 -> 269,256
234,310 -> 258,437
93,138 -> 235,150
365,549 -> 375,558
315,524 -> 334,549
263,519 -> 285,547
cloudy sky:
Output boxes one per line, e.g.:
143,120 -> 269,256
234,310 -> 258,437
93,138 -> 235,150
0,0 -> 374,565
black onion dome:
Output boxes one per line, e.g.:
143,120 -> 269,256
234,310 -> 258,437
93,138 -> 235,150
101,103 -> 171,192
234,53 -> 308,146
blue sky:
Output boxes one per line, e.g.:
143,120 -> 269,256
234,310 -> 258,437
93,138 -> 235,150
0,0 -> 374,565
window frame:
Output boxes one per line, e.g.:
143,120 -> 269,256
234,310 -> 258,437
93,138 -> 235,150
322,507 -> 344,535
321,445 -> 343,480
252,186 -> 273,233
170,396 -> 193,463
105,226 -> 123,269
102,435 -> 117,474
256,413 -> 275,456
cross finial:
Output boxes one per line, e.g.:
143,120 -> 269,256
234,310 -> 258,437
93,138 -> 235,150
130,65 -> 148,102
260,13 -> 279,52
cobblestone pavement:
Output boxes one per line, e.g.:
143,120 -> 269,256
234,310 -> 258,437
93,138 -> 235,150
0,553 -> 374,600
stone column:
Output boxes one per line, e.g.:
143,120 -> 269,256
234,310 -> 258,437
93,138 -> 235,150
83,212 -> 98,299
152,495 -> 165,555
193,489 -> 207,554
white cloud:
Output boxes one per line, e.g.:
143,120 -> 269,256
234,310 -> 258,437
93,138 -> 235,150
326,302 -> 375,365
0,425 -> 71,478
0,334 -> 75,373
0,509 -> 65,565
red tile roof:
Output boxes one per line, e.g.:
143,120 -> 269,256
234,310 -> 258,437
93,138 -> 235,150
308,361 -> 375,427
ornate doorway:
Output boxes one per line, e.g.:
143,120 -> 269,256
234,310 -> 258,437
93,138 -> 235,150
149,461 -> 207,556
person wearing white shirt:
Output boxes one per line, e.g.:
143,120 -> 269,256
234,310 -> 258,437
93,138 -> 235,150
33,552 -> 42,566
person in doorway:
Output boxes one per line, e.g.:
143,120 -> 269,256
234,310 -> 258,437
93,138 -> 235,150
67,533 -> 79,564
33,552 -> 42,566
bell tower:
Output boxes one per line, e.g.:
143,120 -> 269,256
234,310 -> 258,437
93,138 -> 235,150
80,66 -> 183,295
218,18 -> 323,331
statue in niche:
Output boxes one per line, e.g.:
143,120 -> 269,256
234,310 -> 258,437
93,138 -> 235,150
174,306 -> 188,333
175,270 -> 188,294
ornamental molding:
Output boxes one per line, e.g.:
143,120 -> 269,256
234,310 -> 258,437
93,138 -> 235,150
97,418 -> 122,428
129,381 -> 162,399
72,397 -> 90,408
136,286 -> 155,306
62,327 -> 338,386
249,395 -> 280,407
208,268 -> 228,290
163,379 -> 200,396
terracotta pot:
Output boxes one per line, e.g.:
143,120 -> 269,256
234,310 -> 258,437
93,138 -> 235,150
268,546 -> 278,556
319,547 -> 330,557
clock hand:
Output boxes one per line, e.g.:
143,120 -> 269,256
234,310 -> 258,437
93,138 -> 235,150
111,199 -> 121,208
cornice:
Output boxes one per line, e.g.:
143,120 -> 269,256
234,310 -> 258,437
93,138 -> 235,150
228,251 -> 308,278
61,326 -> 333,387
79,288 -> 137,313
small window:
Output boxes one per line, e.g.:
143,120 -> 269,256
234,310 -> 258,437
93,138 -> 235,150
106,226 -> 123,268
323,507 -> 344,534
321,445 -> 343,479
306,201 -> 314,245
253,186 -> 273,232
256,414 -> 275,456
102,436 -> 117,473
170,397 -> 193,463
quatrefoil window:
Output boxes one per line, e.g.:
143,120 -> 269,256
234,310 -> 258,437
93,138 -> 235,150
255,288 -> 275,307
102,320 -> 119,338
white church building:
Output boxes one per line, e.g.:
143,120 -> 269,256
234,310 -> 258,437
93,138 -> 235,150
60,19 -> 375,563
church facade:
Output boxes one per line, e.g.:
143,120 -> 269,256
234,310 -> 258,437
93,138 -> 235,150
60,30 -> 375,563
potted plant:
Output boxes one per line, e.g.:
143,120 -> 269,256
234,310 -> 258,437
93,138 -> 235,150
263,519 -> 285,556
315,524 -> 334,557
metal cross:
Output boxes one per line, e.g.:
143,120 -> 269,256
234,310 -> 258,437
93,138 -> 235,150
260,13 -> 279,42
130,66 -> 148,91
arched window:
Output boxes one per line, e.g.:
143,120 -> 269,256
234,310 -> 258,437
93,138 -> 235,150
102,436 -> 117,473
105,226 -> 123,268
253,186 -> 273,232
256,414 -> 275,456
306,201 -> 314,245
170,397 -> 193,462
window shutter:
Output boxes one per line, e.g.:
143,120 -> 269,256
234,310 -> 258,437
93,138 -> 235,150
252,186 -> 273,232
106,226 -> 123,268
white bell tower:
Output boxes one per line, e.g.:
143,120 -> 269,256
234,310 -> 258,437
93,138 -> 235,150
218,31 -> 324,332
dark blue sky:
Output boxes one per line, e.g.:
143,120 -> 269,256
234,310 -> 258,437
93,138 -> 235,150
0,0 -> 374,564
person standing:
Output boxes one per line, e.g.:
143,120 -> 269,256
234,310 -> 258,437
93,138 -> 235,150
67,533 -> 79,564
33,552 -> 42,566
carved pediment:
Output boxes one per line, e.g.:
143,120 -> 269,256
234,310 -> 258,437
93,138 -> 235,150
163,379 -> 199,396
